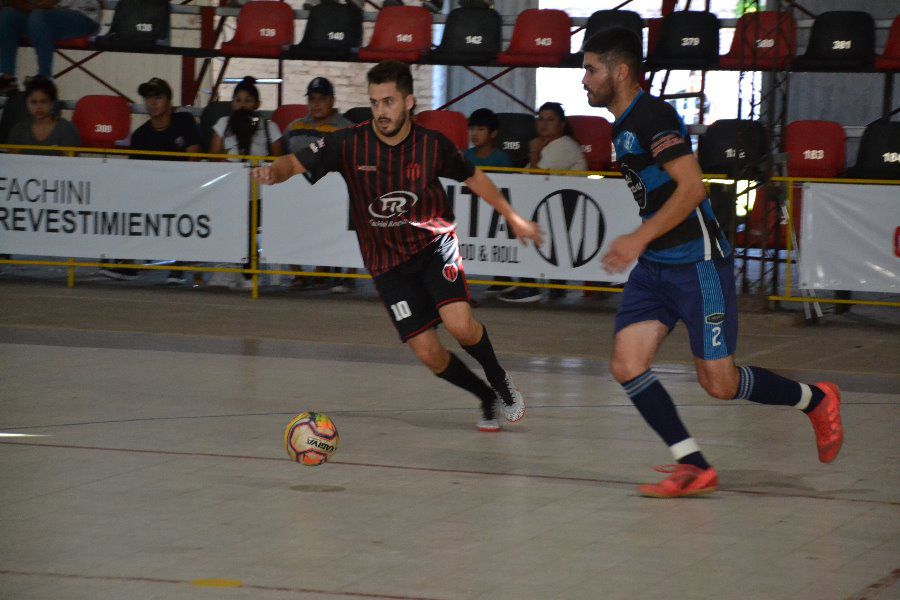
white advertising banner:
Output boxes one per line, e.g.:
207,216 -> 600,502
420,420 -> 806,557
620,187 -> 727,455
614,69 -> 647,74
261,172 -> 643,281
0,154 -> 248,262
800,183 -> 900,293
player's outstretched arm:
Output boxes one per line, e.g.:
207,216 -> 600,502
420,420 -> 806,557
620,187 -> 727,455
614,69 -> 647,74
251,154 -> 306,186
464,169 -> 544,248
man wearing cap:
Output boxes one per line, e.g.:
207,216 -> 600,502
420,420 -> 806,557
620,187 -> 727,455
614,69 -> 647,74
124,77 -> 202,286
282,77 -> 353,155
282,77 -> 356,292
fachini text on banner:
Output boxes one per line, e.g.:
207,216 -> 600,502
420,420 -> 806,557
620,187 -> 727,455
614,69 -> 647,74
0,154 -> 249,263
261,172 -> 643,282
800,183 -> 899,294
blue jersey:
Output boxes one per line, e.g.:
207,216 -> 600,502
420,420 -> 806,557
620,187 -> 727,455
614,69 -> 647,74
612,91 -> 730,264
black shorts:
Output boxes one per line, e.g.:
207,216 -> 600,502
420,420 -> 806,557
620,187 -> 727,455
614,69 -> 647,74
373,232 -> 471,342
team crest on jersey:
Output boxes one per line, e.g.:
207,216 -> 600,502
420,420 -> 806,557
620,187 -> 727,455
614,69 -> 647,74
621,165 -> 648,210
405,162 -> 421,181
442,262 -> 459,282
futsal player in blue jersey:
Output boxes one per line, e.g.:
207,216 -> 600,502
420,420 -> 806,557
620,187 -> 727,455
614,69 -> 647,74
581,29 -> 844,498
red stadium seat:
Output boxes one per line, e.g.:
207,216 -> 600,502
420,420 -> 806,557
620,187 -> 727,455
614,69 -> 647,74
220,1 -> 294,58
875,16 -> 900,71
784,120 -> 846,178
735,187 -> 799,251
567,116 -> 612,171
496,9 -> 571,67
271,104 -> 308,133
357,6 -> 432,63
72,95 -> 131,149
719,11 -> 796,70
414,110 -> 468,150
56,36 -> 92,50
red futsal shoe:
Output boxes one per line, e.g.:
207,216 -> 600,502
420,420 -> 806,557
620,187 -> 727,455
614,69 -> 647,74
808,382 -> 844,463
638,464 -> 718,498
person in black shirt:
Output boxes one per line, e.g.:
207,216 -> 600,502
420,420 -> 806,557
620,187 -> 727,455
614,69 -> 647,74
253,61 -> 543,432
123,77 -> 202,285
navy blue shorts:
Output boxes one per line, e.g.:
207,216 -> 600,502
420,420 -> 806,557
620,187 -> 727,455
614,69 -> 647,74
614,255 -> 738,360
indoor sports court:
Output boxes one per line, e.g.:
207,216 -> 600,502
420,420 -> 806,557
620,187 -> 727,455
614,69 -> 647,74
1,278 -> 898,599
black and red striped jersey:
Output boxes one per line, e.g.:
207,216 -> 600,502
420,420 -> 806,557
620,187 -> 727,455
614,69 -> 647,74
294,122 -> 476,276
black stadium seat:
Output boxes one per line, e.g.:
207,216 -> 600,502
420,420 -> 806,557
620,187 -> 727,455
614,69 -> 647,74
495,112 -> 536,168
698,119 -> 769,179
846,120 -> 900,179
792,11 -> 875,71
583,10 -> 643,48
94,0 -> 170,50
646,11 -> 720,70
343,106 -> 373,124
429,6 -> 502,65
288,2 -> 362,61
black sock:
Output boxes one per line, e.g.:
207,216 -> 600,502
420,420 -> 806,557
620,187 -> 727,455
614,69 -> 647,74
437,352 -> 496,420
462,326 -> 507,391
622,370 -> 711,470
734,366 -> 824,413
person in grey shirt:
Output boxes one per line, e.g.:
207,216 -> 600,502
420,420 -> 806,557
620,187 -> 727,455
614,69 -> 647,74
8,75 -> 80,153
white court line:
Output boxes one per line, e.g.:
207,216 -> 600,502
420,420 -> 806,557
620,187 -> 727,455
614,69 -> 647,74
0,433 -> 49,438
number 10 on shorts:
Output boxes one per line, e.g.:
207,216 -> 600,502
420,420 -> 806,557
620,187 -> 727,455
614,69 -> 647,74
390,300 -> 412,321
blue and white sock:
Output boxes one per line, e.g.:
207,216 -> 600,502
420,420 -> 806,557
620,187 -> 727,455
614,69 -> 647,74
734,366 -> 824,413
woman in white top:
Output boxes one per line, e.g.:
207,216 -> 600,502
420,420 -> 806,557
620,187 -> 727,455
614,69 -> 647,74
209,76 -> 283,160
0,0 -> 102,91
528,101 -> 587,172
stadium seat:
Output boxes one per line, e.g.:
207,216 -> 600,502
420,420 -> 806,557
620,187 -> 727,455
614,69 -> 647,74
343,106 -> 372,124
55,37 -> 92,50
429,6 -> 502,65
220,1 -> 295,58
583,10 -> 643,48
287,2 -> 362,61
495,112 -> 536,168
735,187 -> 797,251
199,101 -> 232,152
846,120 -> 900,179
646,11 -> 719,70
357,6 -> 432,63
792,11 -> 875,71
94,0 -> 170,50
698,119 -> 769,179
271,104 -> 309,134
413,110 -> 468,150
719,11 -> 796,71
72,95 -> 131,149
875,15 -> 900,71
0,91 -> 28,144
784,120 -> 845,178
496,9 -> 571,67
567,115 -> 613,171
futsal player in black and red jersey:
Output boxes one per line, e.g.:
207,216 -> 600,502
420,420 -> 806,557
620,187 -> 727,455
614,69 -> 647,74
252,61 -> 544,431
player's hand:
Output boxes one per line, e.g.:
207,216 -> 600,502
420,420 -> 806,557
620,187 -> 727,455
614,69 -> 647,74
509,213 -> 544,248
601,233 -> 645,273
251,165 -> 275,185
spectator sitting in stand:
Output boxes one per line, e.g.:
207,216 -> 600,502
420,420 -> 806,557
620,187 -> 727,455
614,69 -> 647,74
464,107 -> 515,296
126,77 -> 203,286
283,76 -> 356,293
499,102 -> 587,304
208,76 -> 283,290
7,75 -> 79,151
0,0 -> 102,95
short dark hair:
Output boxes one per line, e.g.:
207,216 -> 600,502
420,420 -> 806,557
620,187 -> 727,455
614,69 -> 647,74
468,108 -> 499,131
583,27 -> 643,81
24,76 -> 58,103
233,76 -> 260,103
538,101 -> 565,120
367,61 -> 414,96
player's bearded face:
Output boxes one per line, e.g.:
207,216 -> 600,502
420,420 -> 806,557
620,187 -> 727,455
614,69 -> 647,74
369,83 -> 412,138
582,54 -> 616,108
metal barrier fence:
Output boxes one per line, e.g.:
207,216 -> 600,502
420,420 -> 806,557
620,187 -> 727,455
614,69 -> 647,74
1,144 -> 897,309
